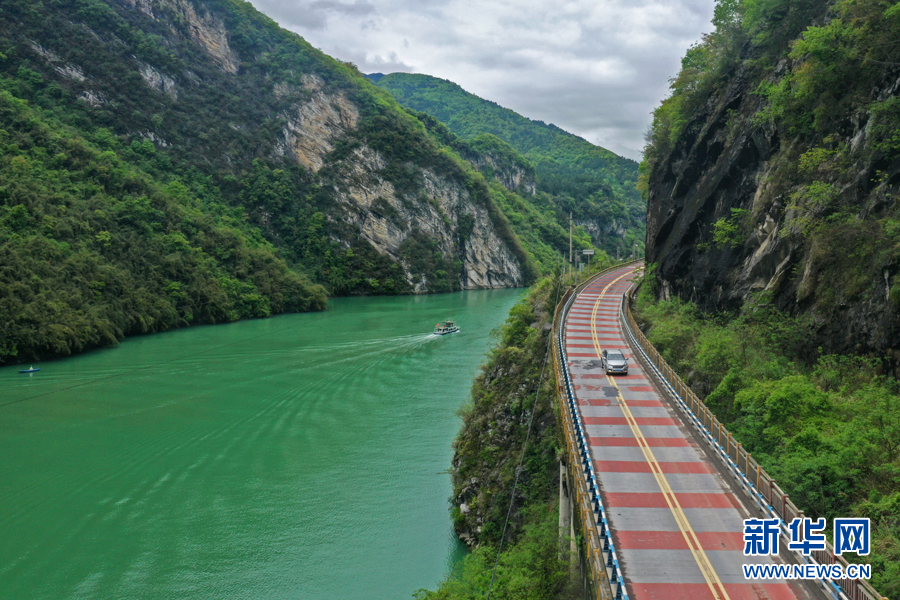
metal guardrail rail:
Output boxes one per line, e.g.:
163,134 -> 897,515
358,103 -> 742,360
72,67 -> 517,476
552,260 -> 642,600
619,280 -> 888,600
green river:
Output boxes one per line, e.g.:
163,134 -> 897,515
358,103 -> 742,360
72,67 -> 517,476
0,288 -> 524,600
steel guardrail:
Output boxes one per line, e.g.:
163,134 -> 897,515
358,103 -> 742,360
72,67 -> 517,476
619,279 -> 887,600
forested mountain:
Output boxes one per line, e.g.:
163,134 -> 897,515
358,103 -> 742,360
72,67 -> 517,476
639,0 -> 900,594
372,73 -> 646,259
0,0 -> 589,365
0,86 -> 327,363
642,0 -> 900,358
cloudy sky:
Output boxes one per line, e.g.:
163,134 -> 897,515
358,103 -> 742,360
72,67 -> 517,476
246,0 -> 716,160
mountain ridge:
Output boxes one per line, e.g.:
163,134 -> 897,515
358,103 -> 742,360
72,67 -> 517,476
0,0 -> 553,364
372,72 -> 646,259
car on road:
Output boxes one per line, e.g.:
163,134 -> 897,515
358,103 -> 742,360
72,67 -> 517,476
601,349 -> 628,375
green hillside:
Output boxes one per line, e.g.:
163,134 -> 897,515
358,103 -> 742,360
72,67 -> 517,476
0,0 -> 551,364
639,0 -> 900,595
373,73 -> 645,258
410,113 -> 603,274
0,64 -> 326,365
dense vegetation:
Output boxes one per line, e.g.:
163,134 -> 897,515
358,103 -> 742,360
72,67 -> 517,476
0,69 -> 326,364
641,0 -> 900,334
373,73 -> 645,258
646,0 -> 900,158
633,273 -> 900,596
418,275 -> 581,599
1,0 -> 607,363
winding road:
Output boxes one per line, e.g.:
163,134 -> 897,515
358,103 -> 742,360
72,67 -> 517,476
562,263 -> 821,600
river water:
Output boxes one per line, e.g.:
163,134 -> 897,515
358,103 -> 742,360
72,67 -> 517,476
0,288 -> 523,600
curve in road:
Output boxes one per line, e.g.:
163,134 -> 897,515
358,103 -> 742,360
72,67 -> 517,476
562,263 -> 818,600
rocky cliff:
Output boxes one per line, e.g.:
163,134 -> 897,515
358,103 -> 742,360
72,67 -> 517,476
644,0 -> 900,358
373,72 -> 646,258
2,0 -> 531,296
451,276 -> 559,547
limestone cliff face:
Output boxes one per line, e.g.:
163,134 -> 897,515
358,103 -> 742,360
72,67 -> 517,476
309,139 -> 524,290
24,0 -> 528,293
264,74 -> 523,290
124,0 -> 240,73
577,217 -> 628,253
137,62 -> 178,100
274,77 -> 360,173
645,53 -> 900,356
470,154 -> 537,195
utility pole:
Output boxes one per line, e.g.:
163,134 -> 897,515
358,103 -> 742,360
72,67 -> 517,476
568,212 -> 573,279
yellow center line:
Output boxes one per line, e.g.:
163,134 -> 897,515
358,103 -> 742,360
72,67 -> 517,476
587,268 -> 731,600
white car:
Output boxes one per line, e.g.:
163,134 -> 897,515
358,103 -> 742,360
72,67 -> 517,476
601,349 -> 628,375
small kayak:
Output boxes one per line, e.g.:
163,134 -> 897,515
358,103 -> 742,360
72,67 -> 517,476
18,367 -> 40,374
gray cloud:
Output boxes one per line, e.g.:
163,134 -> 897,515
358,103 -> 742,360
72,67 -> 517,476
246,0 -> 716,160
261,0 -> 376,30
309,0 -> 376,15
362,51 -> 414,73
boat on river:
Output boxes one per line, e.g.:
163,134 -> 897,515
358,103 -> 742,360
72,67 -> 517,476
19,366 -> 40,373
433,320 -> 459,335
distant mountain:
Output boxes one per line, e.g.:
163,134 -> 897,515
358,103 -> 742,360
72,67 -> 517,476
372,73 -> 645,257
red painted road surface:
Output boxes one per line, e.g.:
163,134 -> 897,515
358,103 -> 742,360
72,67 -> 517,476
563,264 -> 817,600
